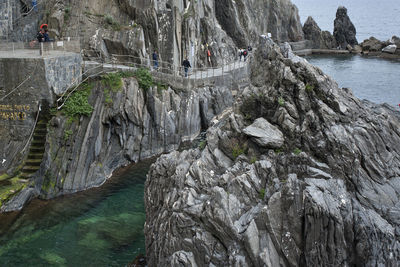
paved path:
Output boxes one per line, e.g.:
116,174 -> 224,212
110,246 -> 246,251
83,59 -> 250,82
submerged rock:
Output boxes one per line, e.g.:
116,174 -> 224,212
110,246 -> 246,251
145,38 -> 400,266
334,6 -> 358,48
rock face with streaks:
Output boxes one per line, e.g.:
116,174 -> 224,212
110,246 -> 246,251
1,0 -> 304,67
145,38 -> 400,266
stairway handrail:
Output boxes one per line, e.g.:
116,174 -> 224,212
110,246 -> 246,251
21,102 -> 41,154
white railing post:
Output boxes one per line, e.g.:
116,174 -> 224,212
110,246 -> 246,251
40,42 -> 44,56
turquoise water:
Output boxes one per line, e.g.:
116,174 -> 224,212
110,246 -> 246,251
305,54 -> 400,107
0,160 -> 152,266
292,0 -> 400,41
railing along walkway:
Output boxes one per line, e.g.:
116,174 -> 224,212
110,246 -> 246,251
82,52 -> 252,90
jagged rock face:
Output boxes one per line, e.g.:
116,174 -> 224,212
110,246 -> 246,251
37,78 -> 233,198
303,16 -> 335,49
333,6 -> 358,49
145,39 -> 400,266
3,0 -> 304,66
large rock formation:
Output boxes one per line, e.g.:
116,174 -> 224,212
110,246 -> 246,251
334,6 -> 358,49
1,0 -> 304,67
145,38 -> 400,266
302,16 -> 335,49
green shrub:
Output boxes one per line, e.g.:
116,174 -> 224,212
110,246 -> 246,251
259,188 -> 265,200
104,15 -> 121,31
198,140 -> 207,150
62,83 -> 94,118
305,84 -> 315,93
250,156 -> 257,164
64,129 -> 73,141
135,68 -> 154,91
64,6 -> 71,21
232,144 -> 246,160
278,96 -> 285,107
101,72 -> 123,92
293,148 -> 302,155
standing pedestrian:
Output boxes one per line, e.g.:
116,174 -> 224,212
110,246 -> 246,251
238,49 -> 242,61
32,0 -> 37,12
152,50 -> 158,70
182,58 -> 191,77
207,48 -> 211,66
243,49 -> 248,61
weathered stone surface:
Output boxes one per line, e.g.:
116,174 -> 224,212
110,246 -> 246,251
36,79 -> 233,199
145,38 -> 400,266
361,37 -> 386,52
334,6 -> 358,49
243,118 -> 284,148
382,44 -> 397,54
303,16 -> 335,49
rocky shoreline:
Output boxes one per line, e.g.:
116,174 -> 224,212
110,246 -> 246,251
144,37 -> 400,266
296,6 -> 400,59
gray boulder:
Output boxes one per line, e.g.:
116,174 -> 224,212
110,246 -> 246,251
334,6 -> 358,49
243,118 -> 284,148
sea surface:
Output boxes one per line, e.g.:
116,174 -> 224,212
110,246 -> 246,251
305,54 -> 400,107
291,0 -> 400,42
0,160 -> 152,266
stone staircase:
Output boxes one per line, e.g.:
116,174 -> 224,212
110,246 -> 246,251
20,112 -> 50,179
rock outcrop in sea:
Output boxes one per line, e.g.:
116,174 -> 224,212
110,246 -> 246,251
333,6 -> 358,49
302,16 -> 336,49
145,38 -> 400,266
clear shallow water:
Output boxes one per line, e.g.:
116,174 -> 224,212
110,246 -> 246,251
305,54 -> 400,107
291,0 -> 400,42
0,160 -> 152,266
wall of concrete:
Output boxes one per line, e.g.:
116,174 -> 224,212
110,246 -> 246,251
0,52 -> 82,173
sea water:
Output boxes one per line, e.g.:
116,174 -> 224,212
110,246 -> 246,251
0,160 -> 152,266
305,54 -> 400,107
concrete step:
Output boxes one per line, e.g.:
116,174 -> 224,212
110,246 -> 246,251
27,153 -> 44,160
31,139 -> 45,146
25,159 -> 42,167
29,146 -> 45,153
35,128 -> 47,135
21,166 -> 40,174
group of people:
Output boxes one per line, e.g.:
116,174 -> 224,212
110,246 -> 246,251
152,44 -> 252,78
238,45 -> 252,62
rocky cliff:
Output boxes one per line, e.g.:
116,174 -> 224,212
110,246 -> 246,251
145,38 -> 400,266
4,0 -> 304,66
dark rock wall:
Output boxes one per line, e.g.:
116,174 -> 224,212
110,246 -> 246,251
145,39 -> 400,266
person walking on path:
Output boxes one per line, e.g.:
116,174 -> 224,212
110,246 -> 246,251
182,58 -> 191,77
207,48 -> 211,66
243,49 -> 248,61
152,50 -> 158,70
32,0 -> 37,12
238,49 -> 243,61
